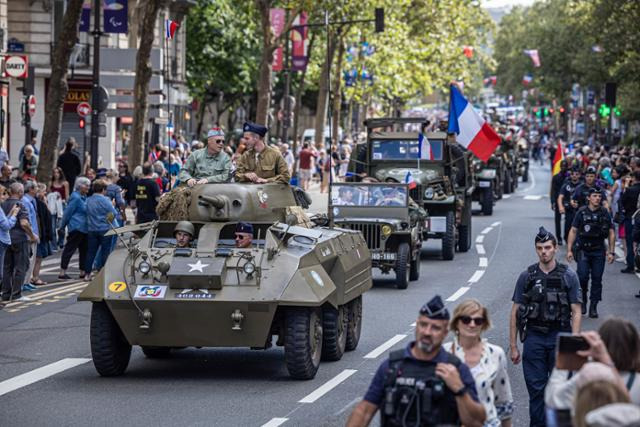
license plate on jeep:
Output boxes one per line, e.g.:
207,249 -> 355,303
479,181 -> 491,188
427,217 -> 447,233
371,252 -> 396,261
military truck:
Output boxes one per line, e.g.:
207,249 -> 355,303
78,183 -> 372,380
471,157 -> 498,215
329,182 -> 424,289
354,117 -> 474,261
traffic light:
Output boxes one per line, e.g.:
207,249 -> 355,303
543,108 -> 549,117
614,106 -> 621,117
79,118 -> 85,129
549,108 -> 555,114
598,104 -> 611,118
559,107 -> 565,114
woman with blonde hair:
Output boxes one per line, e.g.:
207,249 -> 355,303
446,299 -> 514,427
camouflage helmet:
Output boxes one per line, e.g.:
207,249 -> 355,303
174,221 -> 195,237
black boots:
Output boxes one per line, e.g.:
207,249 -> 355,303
589,301 -> 599,318
582,291 -> 588,315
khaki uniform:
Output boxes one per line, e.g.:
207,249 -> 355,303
178,148 -> 231,183
235,145 -> 290,184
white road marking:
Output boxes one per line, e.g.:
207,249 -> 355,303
520,168 -> 537,193
298,369 -> 358,403
3,282 -> 86,308
0,358 -> 91,397
523,195 -> 543,201
468,270 -> 485,283
446,287 -> 470,302
481,227 -> 493,235
261,418 -> 289,427
491,221 -> 502,227
503,194 -> 511,199
476,245 -> 486,255
475,235 -> 484,244
479,257 -> 488,267
364,334 -> 407,359
41,262 -> 78,273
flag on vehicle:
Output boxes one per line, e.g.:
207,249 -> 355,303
552,141 -> 564,176
404,171 -> 417,190
447,85 -> 501,163
418,133 -> 433,160
522,74 -> 533,86
165,19 -> 179,40
524,49 -> 541,67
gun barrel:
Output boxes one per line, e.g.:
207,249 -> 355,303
198,195 -> 226,209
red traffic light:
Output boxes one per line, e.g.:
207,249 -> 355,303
559,107 -> 565,113
533,107 -> 538,113
79,118 -> 85,129
549,108 -> 555,114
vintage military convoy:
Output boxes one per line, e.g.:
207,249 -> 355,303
352,118 -> 474,260
329,183 -> 424,289
79,183 -> 372,380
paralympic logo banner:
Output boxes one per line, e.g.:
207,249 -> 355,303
79,0 -> 128,34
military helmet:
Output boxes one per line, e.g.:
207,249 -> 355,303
174,221 -> 195,237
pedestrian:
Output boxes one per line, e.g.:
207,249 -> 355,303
279,143 -> 294,177
135,163 -> 160,224
346,295 -> 486,427
551,160 -> 569,245
153,161 -> 170,193
116,163 -> 135,210
567,187 -> 615,317
0,144 -> 9,169
46,185 -> 64,250
509,227 -> 582,427
620,170 -> 640,274
30,183 -> 52,287
1,183 -> 37,302
19,145 -> 38,181
558,166 -> 583,243
84,179 -> 118,277
104,169 -> 126,251
0,164 -> 15,189
445,299 -> 514,427
21,180 -> 39,292
297,142 -> 316,190
178,128 -> 231,186
50,167 -> 69,248
0,186 -> 19,305
56,137 -> 82,188
58,177 -> 90,280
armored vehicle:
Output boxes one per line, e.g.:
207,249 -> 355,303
78,183 -> 372,380
329,182 -> 424,289
355,118 -> 474,261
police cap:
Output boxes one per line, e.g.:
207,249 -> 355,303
243,121 -> 268,138
586,166 -> 597,175
588,187 -> 602,195
535,226 -> 557,245
419,295 -> 450,320
236,222 -> 254,235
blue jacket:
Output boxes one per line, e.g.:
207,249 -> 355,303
0,205 -> 16,245
60,191 -> 88,234
86,193 -> 118,233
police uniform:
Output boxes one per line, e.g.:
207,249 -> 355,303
571,182 -> 605,209
559,176 -> 583,242
571,199 -> 613,315
512,228 -> 581,427
235,122 -> 290,185
362,296 -> 479,427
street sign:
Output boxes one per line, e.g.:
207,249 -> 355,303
4,55 -> 28,78
76,101 -> 91,117
27,95 -> 36,117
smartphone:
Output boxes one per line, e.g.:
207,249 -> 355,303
556,333 -> 589,370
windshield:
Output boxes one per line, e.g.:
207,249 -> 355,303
371,139 -> 444,161
331,185 -> 407,207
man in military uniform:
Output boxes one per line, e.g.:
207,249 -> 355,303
235,122 -> 290,184
347,295 -> 486,427
173,221 -> 195,248
557,166 -> 583,244
510,227 -> 582,427
550,160 -> 569,245
376,187 -> 404,207
235,222 -> 253,248
567,187 -> 615,318
571,166 -> 607,210
178,128 -> 231,186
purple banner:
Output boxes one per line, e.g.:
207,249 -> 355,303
103,0 -> 128,34
79,1 -> 91,32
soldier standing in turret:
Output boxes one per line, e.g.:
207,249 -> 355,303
235,122 -> 290,185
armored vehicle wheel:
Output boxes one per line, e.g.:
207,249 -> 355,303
395,243 -> 410,289
409,250 -> 420,281
457,221 -> 472,253
345,296 -> 362,351
284,308 -> 323,380
90,302 -> 131,377
482,187 -> 493,215
441,212 -> 455,261
321,305 -> 347,361
141,346 -> 172,358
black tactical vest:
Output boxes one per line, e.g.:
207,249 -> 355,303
577,206 -> 609,249
381,350 -> 462,427
522,263 -> 572,332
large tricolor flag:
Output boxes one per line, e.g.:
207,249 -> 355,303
552,142 -> 564,176
447,85 -> 501,163
165,19 -> 179,40
418,133 -> 433,160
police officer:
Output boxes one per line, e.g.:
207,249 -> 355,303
557,166 -> 583,243
235,122 -> 290,184
571,166 -> 608,210
173,221 -> 195,248
509,227 -> 582,427
567,187 -> 615,318
347,296 -> 486,427
550,160 -> 569,245
178,128 -> 231,186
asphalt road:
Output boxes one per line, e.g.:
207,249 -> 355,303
1,164 -> 639,427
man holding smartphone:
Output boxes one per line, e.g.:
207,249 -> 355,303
510,227 -> 582,427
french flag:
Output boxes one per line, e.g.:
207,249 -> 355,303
165,19 -> 179,40
447,85 -> 500,163
404,171 -> 417,190
418,133 -> 433,160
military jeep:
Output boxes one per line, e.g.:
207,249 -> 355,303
353,118 -> 474,261
330,183 -> 424,289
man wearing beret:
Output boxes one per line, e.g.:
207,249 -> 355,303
235,122 -> 290,185
347,296 -> 486,427
235,222 -> 253,248
178,128 -> 231,187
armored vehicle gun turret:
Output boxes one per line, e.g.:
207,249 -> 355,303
79,183 -> 372,380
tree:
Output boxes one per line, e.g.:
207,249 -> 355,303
36,0 -> 84,184
129,0 -> 163,172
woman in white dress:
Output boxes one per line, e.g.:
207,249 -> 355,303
445,299 -> 514,427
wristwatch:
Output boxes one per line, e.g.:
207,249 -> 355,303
453,385 -> 467,396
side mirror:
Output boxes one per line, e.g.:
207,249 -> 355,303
106,212 -> 115,224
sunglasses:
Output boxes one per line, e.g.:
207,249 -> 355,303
235,234 -> 248,240
212,139 -> 224,144
459,316 -> 485,326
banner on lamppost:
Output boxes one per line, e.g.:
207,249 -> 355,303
79,0 -> 91,32
270,8 -> 285,71
291,12 -> 308,71
103,0 -> 128,34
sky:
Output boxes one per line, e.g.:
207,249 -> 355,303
482,0 -> 535,7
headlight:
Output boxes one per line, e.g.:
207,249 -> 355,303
243,261 -> 256,275
424,187 -> 434,199
138,261 -> 151,274
381,224 -> 392,237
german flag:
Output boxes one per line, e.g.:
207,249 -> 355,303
552,141 -> 564,175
